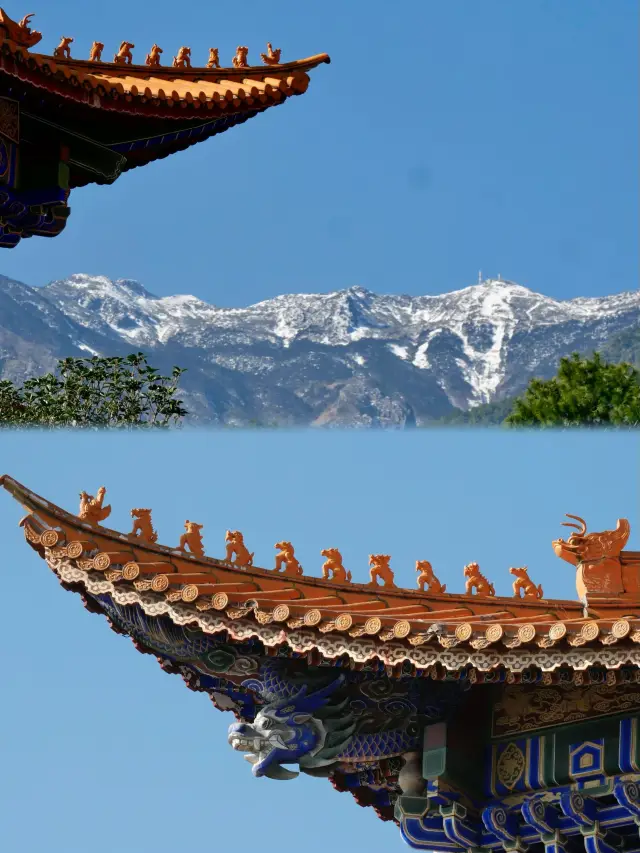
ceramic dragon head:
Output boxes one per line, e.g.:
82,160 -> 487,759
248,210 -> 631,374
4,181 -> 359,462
552,515 -> 630,565
227,676 -> 355,780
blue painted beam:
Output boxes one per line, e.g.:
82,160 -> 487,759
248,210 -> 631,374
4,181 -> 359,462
582,825 -> 623,853
401,779 -> 640,850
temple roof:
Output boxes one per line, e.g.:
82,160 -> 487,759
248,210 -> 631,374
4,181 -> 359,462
0,9 -> 329,111
0,11 -> 329,245
0,10 -> 329,187
5,474 -> 640,841
1,37 -> 329,113
3,474 -> 639,678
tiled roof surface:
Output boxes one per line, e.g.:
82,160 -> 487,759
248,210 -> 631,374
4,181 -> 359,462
3,475 -> 639,664
0,33 -> 329,113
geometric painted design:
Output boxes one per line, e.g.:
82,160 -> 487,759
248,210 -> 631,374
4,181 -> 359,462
569,739 -> 605,783
488,737 -> 549,796
497,742 -> 525,790
398,771 -> 640,850
486,724 -> 640,797
620,718 -> 640,773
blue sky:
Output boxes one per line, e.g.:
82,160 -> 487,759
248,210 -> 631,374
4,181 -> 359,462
1,0 -> 637,304
1,429 -> 637,853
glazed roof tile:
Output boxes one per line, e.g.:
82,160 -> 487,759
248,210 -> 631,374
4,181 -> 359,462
3,475 -> 639,675
0,30 -> 329,112
0,11 -> 330,219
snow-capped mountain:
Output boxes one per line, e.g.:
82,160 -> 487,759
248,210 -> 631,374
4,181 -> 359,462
1,273 -> 638,425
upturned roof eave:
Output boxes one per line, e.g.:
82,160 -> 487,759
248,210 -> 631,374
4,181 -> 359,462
0,472 -> 585,614
0,35 -> 329,111
4,472 -> 640,668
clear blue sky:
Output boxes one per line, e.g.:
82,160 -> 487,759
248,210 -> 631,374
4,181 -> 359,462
0,0 -> 637,304
1,429 -> 637,853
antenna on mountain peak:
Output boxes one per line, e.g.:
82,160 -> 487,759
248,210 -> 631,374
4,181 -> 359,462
477,270 -> 483,284
497,273 -> 502,281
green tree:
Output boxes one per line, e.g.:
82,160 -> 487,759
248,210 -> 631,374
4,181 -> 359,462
506,352 -> 640,427
435,396 -> 515,426
0,353 -> 188,427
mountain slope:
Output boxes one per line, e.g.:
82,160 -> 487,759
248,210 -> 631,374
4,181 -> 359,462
1,273 -> 638,426
438,324 -> 640,426
601,325 -> 640,370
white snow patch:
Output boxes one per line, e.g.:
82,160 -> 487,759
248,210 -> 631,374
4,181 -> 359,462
75,342 -> 99,355
388,344 -> 410,360
350,328 -> 370,342
413,330 -> 442,369
273,315 -> 300,348
453,318 -> 511,403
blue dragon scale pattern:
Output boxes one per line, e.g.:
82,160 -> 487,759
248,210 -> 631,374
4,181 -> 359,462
63,588 -> 640,851
228,663 -> 426,781
93,595 -> 466,786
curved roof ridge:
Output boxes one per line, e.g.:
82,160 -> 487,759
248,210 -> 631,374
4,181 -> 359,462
24,49 -> 331,78
3,474 -> 640,664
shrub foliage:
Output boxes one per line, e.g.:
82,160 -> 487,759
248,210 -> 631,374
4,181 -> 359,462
506,352 -> 640,427
0,353 -> 187,427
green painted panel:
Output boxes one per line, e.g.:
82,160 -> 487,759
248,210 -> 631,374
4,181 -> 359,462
554,717 -> 620,784
58,162 -> 69,190
424,747 -> 447,779
543,734 -> 558,787
423,722 -> 447,779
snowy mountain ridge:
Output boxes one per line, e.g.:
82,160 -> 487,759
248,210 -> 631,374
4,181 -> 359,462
1,272 -> 638,425
40,274 -> 639,404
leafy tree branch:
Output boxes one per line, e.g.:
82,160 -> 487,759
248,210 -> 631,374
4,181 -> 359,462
0,353 -> 188,427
